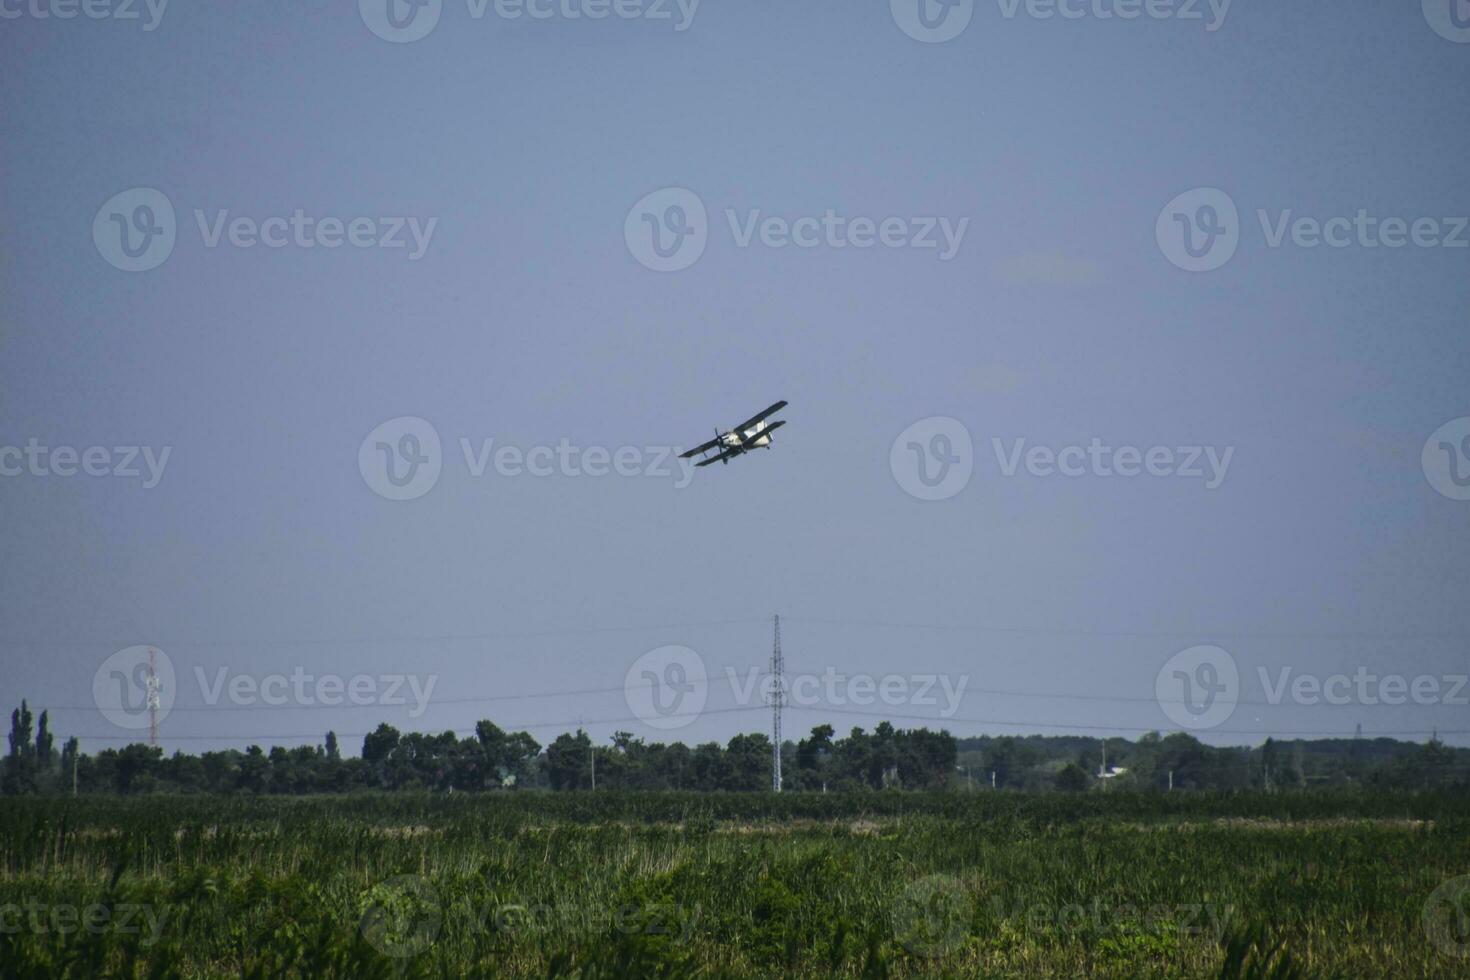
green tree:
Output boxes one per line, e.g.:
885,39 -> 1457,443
3,701 -> 38,794
238,745 -> 268,793
986,736 -> 1022,789
113,743 -> 162,794
895,727 -> 957,789
724,733 -> 772,791
34,710 -> 54,771
59,737 -> 79,792
362,723 -> 400,786
1055,762 -> 1090,792
691,741 -> 731,790
657,741 -> 691,789
545,730 -> 592,790
794,724 -> 835,789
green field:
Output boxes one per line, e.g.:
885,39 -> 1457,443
3,792 -> 1469,978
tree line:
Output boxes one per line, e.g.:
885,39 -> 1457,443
957,731 -> 1470,792
5,699 -> 1465,795
2,700 -> 955,795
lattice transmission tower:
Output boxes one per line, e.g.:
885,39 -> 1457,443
769,615 -> 784,792
146,647 -> 161,748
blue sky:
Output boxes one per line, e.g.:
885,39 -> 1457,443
2,0 -> 1468,753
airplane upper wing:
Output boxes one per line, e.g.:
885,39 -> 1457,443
679,437 -> 722,459
733,400 -> 788,434
739,418 -> 785,444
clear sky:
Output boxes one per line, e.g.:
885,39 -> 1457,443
2,0 -> 1468,754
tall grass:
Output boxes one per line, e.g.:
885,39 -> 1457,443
0,792 -> 1465,977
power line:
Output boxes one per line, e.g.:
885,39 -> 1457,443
30,665 -> 811,712
5,613 -> 1467,648
29,665 -> 1470,713
40,647 -> 1470,713
0,616 -> 769,649
59,700 -> 1470,744
782,616 -> 1470,642
786,703 -> 1470,739
65,704 -> 773,742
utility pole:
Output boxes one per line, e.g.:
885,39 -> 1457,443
990,771 -> 996,790
72,744 -> 78,796
1168,770 -> 1173,792
769,614 -> 784,793
590,741 -> 596,791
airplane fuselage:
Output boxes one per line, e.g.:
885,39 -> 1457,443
720,419 -> 774,450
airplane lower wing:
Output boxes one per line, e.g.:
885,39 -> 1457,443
695,448 -> 742,467
679,437 -> 722,459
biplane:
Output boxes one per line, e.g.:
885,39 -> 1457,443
679,401 -> 788,468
